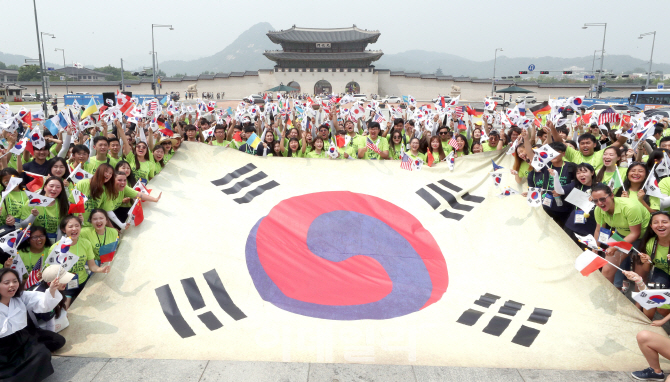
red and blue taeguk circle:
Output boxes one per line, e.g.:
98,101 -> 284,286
245,191 -> 448,320
650,295 -> 667,304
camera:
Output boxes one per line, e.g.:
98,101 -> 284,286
647,282 -> 667,290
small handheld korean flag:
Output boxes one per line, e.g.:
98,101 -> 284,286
0,227 -> 22,255
9,138 -> 28,155
491,171 -> 503,187
633,290 -> 670,310
527,187 -> 542,207
29,127 -> 45,150
645,164 -> 665,198
327,141 -> 339,159
9,252 -> 27,280
45,237 -> 79,272
24,190 -> 54,207
445,150 -> 455,171
68,163 -> 93,184
498,187 -> 519,198
530,144 -> 559,171
411,157 -> 423,171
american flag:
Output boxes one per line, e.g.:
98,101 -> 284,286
598,108 -> 620,125
374,112 -> 385,123
448,134 -> 459,150
451,106 -> 464,119
25,256 -> 42,289
400,151 -> 413,171
366,137 -> 382,155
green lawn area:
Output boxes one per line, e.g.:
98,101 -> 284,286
5,101 -> 42,105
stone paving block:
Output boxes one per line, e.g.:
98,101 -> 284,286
517,369 -> 634,382
44,356 -> 110,382
200,360 -> 309,382
308,363 -> 415,382
91,358 -> 207,382
413,366 -> 524,382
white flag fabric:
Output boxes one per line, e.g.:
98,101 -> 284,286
498,187 -> 519,198
446,151 -> 455,171
45,237 -> 79,272
0,227 -> 23,255
9,253 -> 27,280
24,190 -> 54,207
645,164 -> 665,198
574,233 -> 600,250
29,127 -> 45,149
530,144 -> 559,171
491,171 -> 502,187
633,290 -> 670,310
527,187 -> 542,207
1,176 -> 22,200
68,164 -> 93,184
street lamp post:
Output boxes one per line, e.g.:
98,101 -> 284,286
31,0 -> 48,116
583,23 -> 607,98
491,48 -> 503,97
54,48 -> 68,95
40,32 -> 55,102
639,31 -> 657,89
151,24 -> 173,95
590,50 -> 602,98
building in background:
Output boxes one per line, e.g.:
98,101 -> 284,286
0,69 -> 19,82
56,67 -> 108,81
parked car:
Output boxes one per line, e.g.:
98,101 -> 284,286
22,94 -> 37,101
243,94 -> 265,104
644,108 -> 670,119
489,96 -> 509,107
352,94 -> 367,102
381,96 -> 401,104
515,95 -> 536,104
431,96 -> 452,104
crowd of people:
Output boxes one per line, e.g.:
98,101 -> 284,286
3,93 -> 670,380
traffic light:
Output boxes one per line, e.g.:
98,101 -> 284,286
597,85 -> 603,93
563,71 -> 573,74
151,83 -> 156,90
540,71 -> 549,74
519,71 -> 528,74
514,75 -> 521,78
622,74 -> 630,78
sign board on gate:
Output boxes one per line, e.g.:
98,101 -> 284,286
584,75 -> 595,79
659,83 -> 665,89
528,64 -> 535,72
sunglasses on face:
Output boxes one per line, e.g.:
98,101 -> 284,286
439,132 -> 449,135
593,196 -> 609,204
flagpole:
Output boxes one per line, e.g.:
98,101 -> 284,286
616,164 -> 626,192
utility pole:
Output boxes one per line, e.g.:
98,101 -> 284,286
31,0 -> 48,116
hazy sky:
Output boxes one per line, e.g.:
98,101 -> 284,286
6,0 -> 669,70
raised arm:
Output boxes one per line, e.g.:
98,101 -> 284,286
117,120 -> 132,156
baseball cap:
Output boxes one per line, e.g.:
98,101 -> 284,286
42,266 -> 75,284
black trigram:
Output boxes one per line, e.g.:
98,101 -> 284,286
155,269 -> 246,338
456,293 -> 552,347
211,163 -> 279,204
415,179 -> 484,221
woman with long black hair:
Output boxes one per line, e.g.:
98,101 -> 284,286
18,177 -> 70,241
0,267 -> 63,382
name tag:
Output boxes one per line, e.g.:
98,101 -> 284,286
67,274 -> 79,290
574,210 -> 585,225
598,227 -> 611,244
542,194 -> 553,207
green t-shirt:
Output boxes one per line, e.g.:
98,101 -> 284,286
211,140 -> 230,147
441,141 -> 453,155
601,167 -> 628,188
47,238 -> 95,284
107,154 -> 123,169
655,177 -> 670,212
7,154 -> 17,170
19,201 -> 63,239
125,153 -> 155,183
388,143 -> 403,160
163,150 -> 174,162
80,226 -> 118,261
408,152 -> 427,163
305,150 -> 327,159
359,136 -> 389,160
646,238 -> 670,276
99,185 -> 138,212
74,179 -> 102,227
0,190 -> 27,223
594,196 -> 650,237
482,141 -> 500,152
282,147 -> 304,158
565,146 -> 606,172
518,161 -> 531,180
85,156 -> 110,174
18,248 -> 49,272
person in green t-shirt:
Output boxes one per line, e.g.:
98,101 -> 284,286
634,212 -> 670,319
0,168 -> 27,225
107,137 -> 123,168
406,137 -> 426,163
209,125 -> 230,147
19,177 -> 71,241
305,137 -> 327,159
99,171 -> 161,221
592,183 -> 650,287
45,215 -> 110,307
151,145 -> 165,176
482,130 -> 503,152
80,209 -> 120,262
74,163 -> 115,227
549,121 -> 627,172
85,136 -> 111,174
357,122 -> 389,160
388,130 -> 404,160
